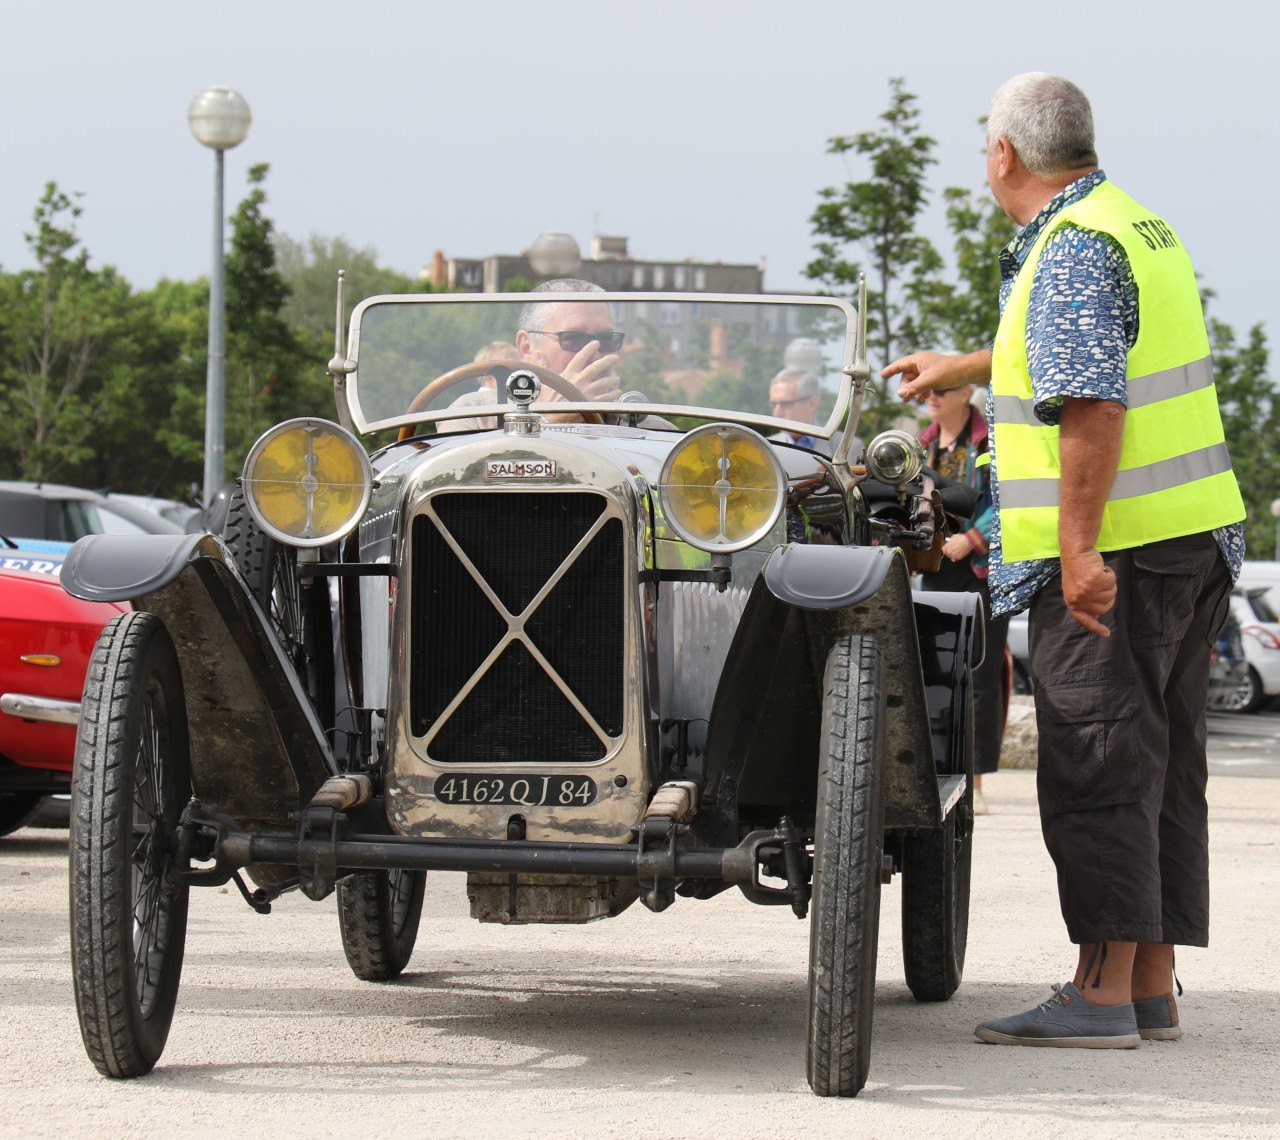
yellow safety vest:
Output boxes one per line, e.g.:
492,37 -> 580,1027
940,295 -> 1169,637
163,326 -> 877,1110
991,181 -> 1244,561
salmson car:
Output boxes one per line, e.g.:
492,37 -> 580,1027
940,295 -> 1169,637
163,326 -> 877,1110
61,283 -> 981,1097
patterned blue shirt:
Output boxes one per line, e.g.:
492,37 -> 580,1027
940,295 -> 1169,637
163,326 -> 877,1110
987,172 -> 1245,617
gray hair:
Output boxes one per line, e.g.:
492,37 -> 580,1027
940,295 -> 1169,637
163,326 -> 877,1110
988,73 -> 1096,176
771,367 -> 819,400
518,278 -> 605,333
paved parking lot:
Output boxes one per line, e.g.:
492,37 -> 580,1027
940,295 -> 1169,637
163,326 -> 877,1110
1,763 -> 1277,1139
1208,709 -> 1280,778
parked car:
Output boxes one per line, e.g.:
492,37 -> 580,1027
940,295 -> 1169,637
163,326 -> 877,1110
1208,608 -> 1251,712
0,481 -> 183,543
0,538 -> 126,835
1007,610 -> 1031,693
62,286 -> 983,1096
1218,588 -> 1280,713
105,493 -> 200,531
1238,560 -> 1280,612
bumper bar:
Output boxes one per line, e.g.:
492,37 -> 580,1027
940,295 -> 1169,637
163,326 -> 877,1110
229,830 -> 758,881
1,693 -> 80,726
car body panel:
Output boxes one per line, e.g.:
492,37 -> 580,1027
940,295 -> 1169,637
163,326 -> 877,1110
0,567 -> 126,776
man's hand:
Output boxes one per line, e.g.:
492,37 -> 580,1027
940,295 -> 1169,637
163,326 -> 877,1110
942,533 -> 972,562
1060,547 -> 1117,637
527,341 -> 622,404
882,349 -> 992,403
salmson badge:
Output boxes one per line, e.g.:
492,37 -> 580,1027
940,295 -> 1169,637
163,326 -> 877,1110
486,459 -> 556,478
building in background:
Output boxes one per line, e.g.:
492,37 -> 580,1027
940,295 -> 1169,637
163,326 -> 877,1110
422,232 -> 767,296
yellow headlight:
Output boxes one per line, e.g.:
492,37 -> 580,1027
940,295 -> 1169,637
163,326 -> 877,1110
242,418 -> 372,547
657,424 -> 786,552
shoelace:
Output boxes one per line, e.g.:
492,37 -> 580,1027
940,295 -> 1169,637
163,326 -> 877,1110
1038,983 -> 1069,1012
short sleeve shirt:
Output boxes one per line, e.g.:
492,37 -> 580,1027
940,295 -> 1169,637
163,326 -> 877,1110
987,171 -> 1245,616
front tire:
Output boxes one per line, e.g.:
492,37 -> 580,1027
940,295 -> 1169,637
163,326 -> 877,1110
337,869 -> 427,981
807,635 -> 886,1098
70,612 -> 192,1078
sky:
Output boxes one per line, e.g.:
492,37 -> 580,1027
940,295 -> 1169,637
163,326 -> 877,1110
4,0 -> 1276,345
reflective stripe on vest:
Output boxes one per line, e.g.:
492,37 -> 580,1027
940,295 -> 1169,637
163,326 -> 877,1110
991,181 -> 1244,561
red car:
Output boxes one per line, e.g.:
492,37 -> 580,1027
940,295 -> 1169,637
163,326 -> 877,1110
0,565 -> 128,835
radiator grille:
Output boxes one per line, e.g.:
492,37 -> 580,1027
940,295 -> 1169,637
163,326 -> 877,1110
410,492 -> 623,764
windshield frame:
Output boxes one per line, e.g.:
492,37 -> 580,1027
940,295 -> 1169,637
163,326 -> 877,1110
344,291 -> 859,439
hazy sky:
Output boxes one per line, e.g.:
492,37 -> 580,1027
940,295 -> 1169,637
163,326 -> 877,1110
4,0 -> 1276,345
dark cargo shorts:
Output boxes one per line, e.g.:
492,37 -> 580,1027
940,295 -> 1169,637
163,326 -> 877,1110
1027,532 -> 1231,947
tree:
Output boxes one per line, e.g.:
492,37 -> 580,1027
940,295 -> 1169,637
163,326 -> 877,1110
0,183 -> 132,481
807,78 -> 946,432
221,164 -> 329,472
276,233 -> 418,347
935,187 -> 1016,353
1210,316 -> 1278,555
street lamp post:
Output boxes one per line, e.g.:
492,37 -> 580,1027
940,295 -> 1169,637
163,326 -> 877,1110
188,86 -> 252,507
1270,498 -> 1280,561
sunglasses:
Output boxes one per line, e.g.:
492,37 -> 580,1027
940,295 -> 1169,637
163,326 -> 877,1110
531,329 -> 626,354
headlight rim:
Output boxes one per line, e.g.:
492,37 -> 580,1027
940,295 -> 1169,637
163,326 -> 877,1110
865,428 -> 926,486
657,422 -> 788,554
242,416 -> 374,549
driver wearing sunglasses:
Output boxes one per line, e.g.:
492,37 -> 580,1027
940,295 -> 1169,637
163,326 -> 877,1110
514,279 -> 624,420
443,279 -> 626,431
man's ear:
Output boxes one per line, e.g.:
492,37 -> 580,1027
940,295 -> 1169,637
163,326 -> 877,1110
515,330 -> 533,359
994,136 -> 1017,180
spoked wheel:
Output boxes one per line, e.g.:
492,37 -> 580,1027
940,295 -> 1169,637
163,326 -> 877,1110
0,792 -> 46,837
337,869 -> 427,981
222,484 -> 335,728
900,688 -> 974,1002
70,612 -> 192,1077
807,635 -> 886,1098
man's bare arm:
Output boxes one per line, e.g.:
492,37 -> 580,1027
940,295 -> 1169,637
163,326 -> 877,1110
882,349 -> 992,402
1058,396 -> 1125,637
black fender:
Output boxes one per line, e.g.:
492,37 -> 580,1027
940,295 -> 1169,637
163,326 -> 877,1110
61,534 -> 336,833
699,543 -> 981,845
913,589 -> 983,780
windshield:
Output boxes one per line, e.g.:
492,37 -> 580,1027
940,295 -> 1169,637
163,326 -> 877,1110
346,292 -> 857,439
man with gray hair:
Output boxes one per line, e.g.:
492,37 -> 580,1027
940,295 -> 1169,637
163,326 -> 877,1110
885,74 -> 1245,1048
515,278 -> 623,409
445,279 -> 623,430
768,366 -> 859,458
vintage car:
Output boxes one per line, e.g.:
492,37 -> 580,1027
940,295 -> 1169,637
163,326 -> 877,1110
0,541 -> 126,835
61,284 -> 981,1097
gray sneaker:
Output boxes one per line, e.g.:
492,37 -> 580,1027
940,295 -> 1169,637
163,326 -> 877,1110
1134,992 -> 1183,1040
975,983 -> 1140,1048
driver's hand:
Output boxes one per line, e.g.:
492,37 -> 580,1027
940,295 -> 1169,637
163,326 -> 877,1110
529,342 -> 622,404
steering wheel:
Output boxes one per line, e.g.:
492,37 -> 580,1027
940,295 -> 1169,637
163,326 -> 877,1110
397,361 -> 603,441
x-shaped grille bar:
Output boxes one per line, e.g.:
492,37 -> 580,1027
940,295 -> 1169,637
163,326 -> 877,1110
419,500 -> 618,753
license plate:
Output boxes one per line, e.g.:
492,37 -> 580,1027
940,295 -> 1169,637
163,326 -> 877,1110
431,773 -> 596,807
486,459 -> 556,478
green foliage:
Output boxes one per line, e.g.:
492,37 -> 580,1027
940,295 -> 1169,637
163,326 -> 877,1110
936,187 -> 1016,352
1210,318 -> 1278,555
0,183 -> 121,481
277,232 -> 418,346
220,164 -> 329,472
807,78 -> 945,432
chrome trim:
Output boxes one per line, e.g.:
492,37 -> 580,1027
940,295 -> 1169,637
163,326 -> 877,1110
2,692 -> 80,726
242,417 -> 374,548
344,291 -> 859,441
656,423 -> 787,553
416,499 -> 618,753
383,436 -> 652,844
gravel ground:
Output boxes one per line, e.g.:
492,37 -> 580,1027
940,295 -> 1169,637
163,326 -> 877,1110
1,769 -> 1277,1139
